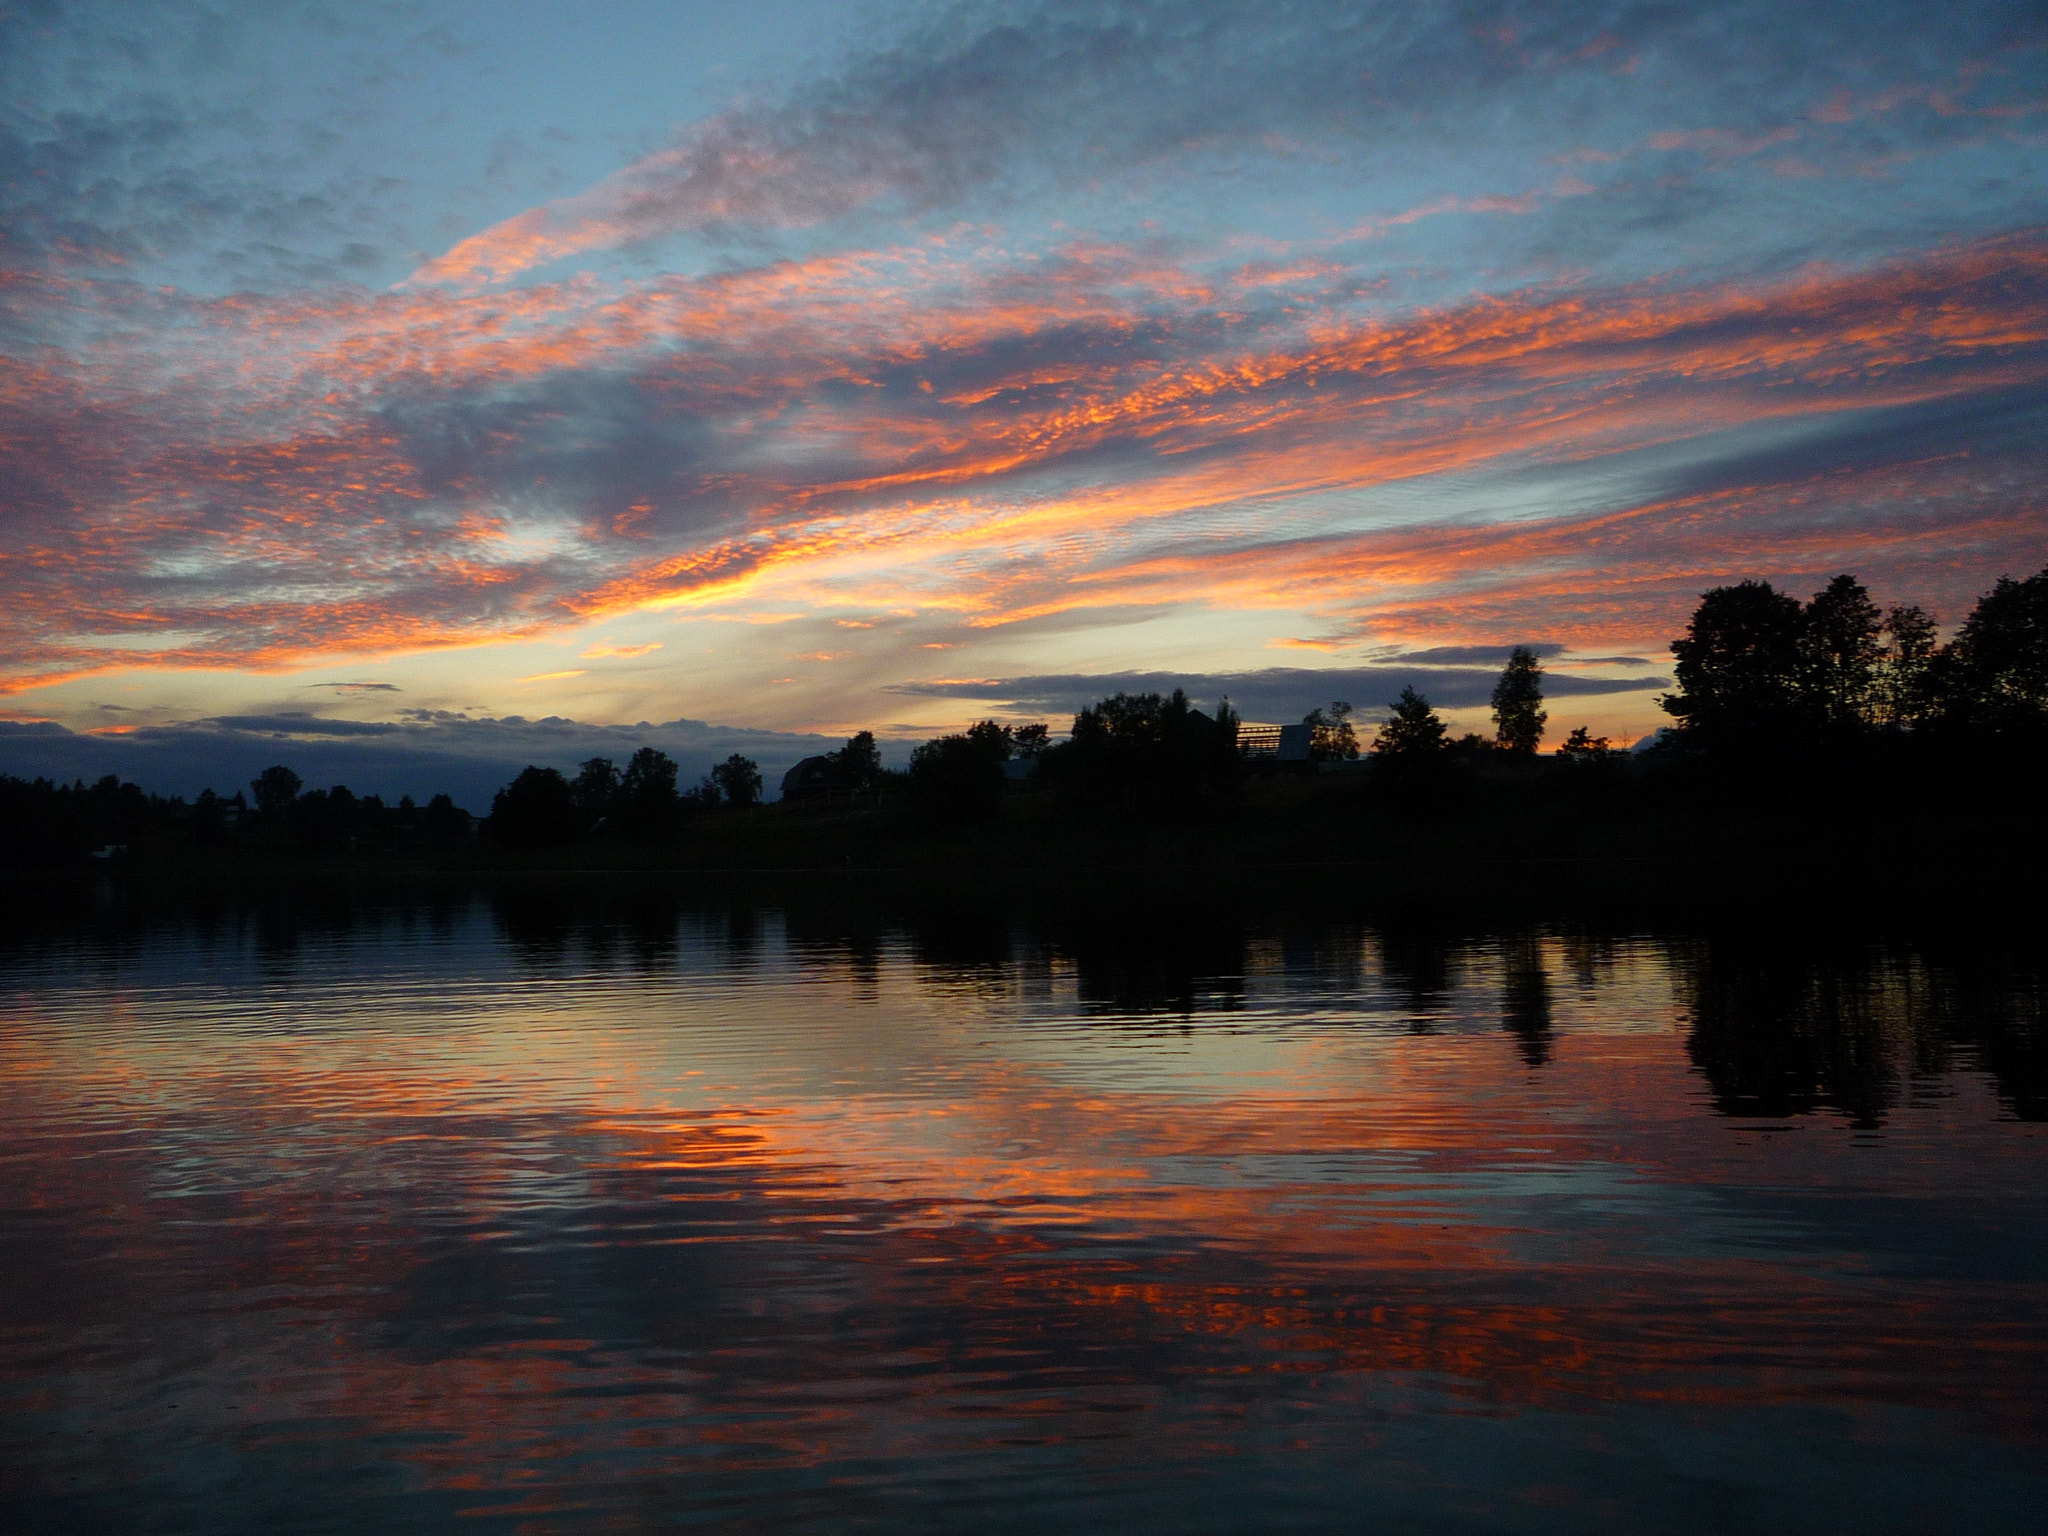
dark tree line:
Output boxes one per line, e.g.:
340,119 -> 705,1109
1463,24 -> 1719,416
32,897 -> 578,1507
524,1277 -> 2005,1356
906,691 -> 1240,822
1356,566 -> 2048,781
489,748 -> 767,848
0,773 -> 173,864
0,764 -> 479,866
1660,567 -> 2048,743
7,566 -> 2043,864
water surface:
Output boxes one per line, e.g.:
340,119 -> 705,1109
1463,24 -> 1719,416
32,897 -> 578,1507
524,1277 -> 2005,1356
3,894 -> 2044,1532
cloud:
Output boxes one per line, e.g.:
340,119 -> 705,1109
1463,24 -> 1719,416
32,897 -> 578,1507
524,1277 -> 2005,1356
211,713 -> 403,737
404,0 -> 2047,286
1,0 -> 2044,717
886,666 -> 1668,721
581,642 -> 662,659
2,230 -> 2044,693
1395,644 -> 1567,665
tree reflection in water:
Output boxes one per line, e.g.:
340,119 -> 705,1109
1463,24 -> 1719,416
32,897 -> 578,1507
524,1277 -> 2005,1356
1679,933 -> 2047,1125
3,888 -> 2047,1532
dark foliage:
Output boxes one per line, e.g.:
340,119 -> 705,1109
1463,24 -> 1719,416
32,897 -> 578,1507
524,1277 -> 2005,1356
909,722 -> 1011,822
0,773 -> 167,865
1490,649 -> 1547,753
1371,686 -> 1448,765
619,747 -> 682,832
1041,689 -> 1243,817
572,757 -> 621,827
1946,568 -> 2048,733
1303,701 -> 1358,762
1555,726 -> 1615,764
489,766 -> 578,848
1661,579 -> 1806,741
831,731 -> 884,798
423,793 -> 470,844
250,764 -> 303,817
1799,574 -> 1883,731
711,754 -> 763,809
1659,565 -> 2048,747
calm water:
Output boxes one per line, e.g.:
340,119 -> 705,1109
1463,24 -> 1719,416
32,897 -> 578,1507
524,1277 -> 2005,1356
3,892 -> 2044,1533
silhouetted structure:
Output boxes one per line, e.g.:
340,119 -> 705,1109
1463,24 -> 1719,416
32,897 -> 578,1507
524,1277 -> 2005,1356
783,730 -> 887,805
780,754 -> 847,802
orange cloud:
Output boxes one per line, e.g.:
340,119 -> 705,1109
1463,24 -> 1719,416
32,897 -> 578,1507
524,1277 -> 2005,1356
2,231 -> 2043,695
580,642 -> 663,660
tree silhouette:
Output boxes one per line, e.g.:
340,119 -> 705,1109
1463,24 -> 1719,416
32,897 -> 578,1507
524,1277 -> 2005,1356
1556,725 -> 1614,762
1010,722 -> 1052,758
1303,701 -> 1358,761
1049,689 -> 1243,815
1799,574 -> 1883,730
571,757 -> 620,825
909,726 -> 1009,821
1872,604 -> 1940,729
423,792 -> 468,843
1949,566 -> 2048,731
1661,580 -> 1805,740
250,764 -> 302,816
1371,686 -> 1447,758
711,754 -> 763,808
488,766 -> 576,847
830,730 -> 884,798
1490,648 -> 1546,753
619,747 -> 680,830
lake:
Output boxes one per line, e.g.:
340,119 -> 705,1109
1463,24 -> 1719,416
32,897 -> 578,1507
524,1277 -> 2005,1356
3,885 -> 2044,1532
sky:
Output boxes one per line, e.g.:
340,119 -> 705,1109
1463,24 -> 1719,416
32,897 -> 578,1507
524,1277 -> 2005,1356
2,0 -> 2044,802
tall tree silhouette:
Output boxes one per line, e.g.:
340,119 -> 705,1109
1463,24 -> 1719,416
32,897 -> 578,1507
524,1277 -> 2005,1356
909,724 -> 1010,821
830,731 -> 884,798
1490,648 -> 1547,753
1799,574 -> 1883,730
1872,605 -> 1941,729
571,757 -> 620,826
619,747 -> 680,831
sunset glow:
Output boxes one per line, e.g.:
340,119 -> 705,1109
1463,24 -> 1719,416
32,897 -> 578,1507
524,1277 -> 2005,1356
3,1 -> 2043,796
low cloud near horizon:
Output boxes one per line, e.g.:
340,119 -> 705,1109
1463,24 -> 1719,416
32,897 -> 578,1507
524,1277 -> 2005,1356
0,714 -> 841,810
0,654 -> 1669,804
888,665 -> 1669,723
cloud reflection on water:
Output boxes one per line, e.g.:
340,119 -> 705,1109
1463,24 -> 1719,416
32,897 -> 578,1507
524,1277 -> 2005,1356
1,898 -> 2044,1529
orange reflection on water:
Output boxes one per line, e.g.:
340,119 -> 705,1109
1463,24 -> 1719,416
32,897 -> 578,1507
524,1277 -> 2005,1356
3,921 -> 2044,1525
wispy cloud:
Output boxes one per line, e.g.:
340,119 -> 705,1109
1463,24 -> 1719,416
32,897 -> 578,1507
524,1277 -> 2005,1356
1,0 -> 2043,729
580,642 -> 663,660
885,665 -> 1669,721
1,230 -> 2044,694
